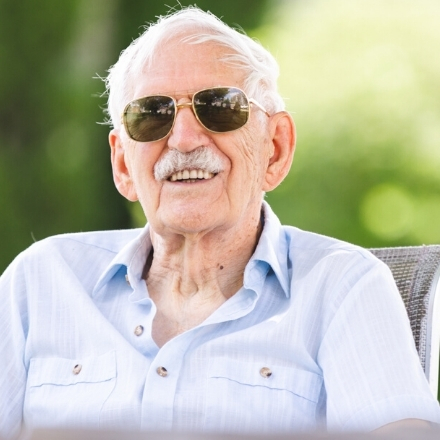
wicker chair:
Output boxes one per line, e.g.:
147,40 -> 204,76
369,245 -> 440,398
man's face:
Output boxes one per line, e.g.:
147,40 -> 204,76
111,40 -> 275,238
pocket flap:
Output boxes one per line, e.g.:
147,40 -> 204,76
209,359 -> 322,403
28,350 -> 116,387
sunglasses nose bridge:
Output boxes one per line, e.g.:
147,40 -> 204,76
167,100 -> 211,151
175,101 -> 194,112
173,101 -> 196,123
172,100 -> 202,131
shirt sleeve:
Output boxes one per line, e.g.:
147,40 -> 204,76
0,256 -> 28,439
317,256 -> 440,431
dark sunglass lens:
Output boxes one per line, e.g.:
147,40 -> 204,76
124,96 -> 175,142
194,88 -> 249,133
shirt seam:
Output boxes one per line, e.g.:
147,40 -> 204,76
41,235 -> 125,255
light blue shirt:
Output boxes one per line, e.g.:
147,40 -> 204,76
1,203 -> 439,438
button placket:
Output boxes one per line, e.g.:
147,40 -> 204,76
141,332 -> 196,431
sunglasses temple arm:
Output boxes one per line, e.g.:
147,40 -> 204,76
249,99 -> 270,117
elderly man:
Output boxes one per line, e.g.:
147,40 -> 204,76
0,7 -> 439,439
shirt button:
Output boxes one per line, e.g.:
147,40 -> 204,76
73,364 -> 82,375
156,366 -> 168,377
260,367 -> 272,378
134,325 -> 144,336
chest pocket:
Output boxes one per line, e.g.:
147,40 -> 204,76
205,359 -> 323,432
24,351 -> 116,429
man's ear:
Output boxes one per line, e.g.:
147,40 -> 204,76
263,111 -> 296,192
109,129 -> 139,201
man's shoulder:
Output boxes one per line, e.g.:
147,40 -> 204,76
280,224 -> 388,288
1,228 -> 146,295
263,203 -> 376,266
282,224 -> 374,261
18,228 -> 143,265
40,229 -> 142,251
260,204 -> 384,290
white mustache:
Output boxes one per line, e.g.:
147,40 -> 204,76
154,148 -> 224,181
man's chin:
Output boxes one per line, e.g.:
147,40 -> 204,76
153,206 -> 227,237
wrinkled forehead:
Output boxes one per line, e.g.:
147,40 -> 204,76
128,39 -> 247,102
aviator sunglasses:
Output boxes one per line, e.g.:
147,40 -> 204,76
121,86 -> 270,142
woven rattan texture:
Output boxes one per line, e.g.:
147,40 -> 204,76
369,245 -> 440,370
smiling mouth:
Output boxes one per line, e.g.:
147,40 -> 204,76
168,169 -> 216,182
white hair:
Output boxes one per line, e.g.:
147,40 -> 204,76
104,6 -> 285,128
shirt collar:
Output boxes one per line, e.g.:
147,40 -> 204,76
244,201 -> 290,298
92,225 -> 152,298
93,201 -> 290,299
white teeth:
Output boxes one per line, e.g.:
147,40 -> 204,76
168,169 -> 215,182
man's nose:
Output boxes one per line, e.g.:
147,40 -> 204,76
167,103 -> 212,152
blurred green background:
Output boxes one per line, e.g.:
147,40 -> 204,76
1,0 -> 440,275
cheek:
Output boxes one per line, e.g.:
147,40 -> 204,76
126,147 -> 160,197
237,128 -> 271,183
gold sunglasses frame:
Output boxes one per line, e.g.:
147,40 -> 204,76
121,86 -> 270,142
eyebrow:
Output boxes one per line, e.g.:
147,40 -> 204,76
135,85 -> 228,99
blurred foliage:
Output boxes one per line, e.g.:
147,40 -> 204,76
260,0 -> 440,248
2,0 -> 440,274
0,0 -> 270,273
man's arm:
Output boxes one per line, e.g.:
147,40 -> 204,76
0,257 -> 28,439
317,254 -> 440,430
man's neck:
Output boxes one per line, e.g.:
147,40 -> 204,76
144,210 -> 263,346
